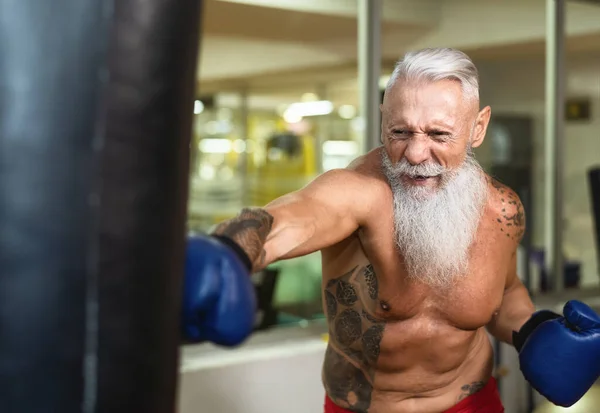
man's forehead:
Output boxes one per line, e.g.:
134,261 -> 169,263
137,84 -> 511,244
385,113 -> 458,130
387,80 -> 462,104
383,80 -> 476,122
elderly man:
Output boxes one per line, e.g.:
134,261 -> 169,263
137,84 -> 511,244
182,48 -> 600,412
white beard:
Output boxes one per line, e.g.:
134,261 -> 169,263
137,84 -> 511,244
381,150 -> 488,289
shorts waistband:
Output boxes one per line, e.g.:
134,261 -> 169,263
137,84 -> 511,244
324,377 -> 504,413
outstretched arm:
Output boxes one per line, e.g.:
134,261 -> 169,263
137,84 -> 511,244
211,208 -> 275,272
210,169 -> 370,272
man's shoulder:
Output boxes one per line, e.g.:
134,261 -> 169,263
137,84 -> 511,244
486,175 -> 523,211
485,175 -> 526,242
347,147 -> 388,180
316,167 -> 388,201
324,148 -> 387,187
311,150 -> 388,220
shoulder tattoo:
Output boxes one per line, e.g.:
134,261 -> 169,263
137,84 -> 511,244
489,177 -> 526,242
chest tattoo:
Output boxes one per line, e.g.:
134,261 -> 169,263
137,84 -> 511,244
323,265 -> 385,412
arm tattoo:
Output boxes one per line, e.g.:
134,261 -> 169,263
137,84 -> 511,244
490,178 -> 526,241
458,381 -> 486,401
323,265 -> 385,413
211,208 -> 274,268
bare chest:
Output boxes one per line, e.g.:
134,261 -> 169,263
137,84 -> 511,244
321,215 -> 508,330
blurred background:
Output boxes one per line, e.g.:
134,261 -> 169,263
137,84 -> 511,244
180,1 -> 600,412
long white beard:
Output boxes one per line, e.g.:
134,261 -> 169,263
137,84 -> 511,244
381,150 -> 488,288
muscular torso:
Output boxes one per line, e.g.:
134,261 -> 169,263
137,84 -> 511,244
320,151 -> 523,413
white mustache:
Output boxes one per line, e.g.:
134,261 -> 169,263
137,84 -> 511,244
389,158 -> 448,178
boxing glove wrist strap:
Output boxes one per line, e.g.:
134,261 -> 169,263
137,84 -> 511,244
512,310 -> 561,352
211,234 -> 253,272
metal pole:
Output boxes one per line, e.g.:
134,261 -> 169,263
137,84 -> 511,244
316,83 -> 328,174
239,88 -> 249,204
358,0 -> 382,153
545,0 -> 566,293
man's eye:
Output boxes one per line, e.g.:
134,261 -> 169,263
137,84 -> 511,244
392,130 -> 409,137
430,131 -> 451,141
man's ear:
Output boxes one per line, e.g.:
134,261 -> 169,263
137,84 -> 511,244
379,104 -> 385,143
471,106 -> 491,148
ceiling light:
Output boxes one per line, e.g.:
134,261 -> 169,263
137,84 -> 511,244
284,100 -> 333,119
338,105 -> 357,119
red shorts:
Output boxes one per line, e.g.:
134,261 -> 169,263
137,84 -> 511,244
324,377 -> 504,413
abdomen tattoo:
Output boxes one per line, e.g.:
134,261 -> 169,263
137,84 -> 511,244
323,265 -> 385,412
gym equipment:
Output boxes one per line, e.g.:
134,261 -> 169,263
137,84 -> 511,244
0,0 -> 203,412
248,131 -> 317,207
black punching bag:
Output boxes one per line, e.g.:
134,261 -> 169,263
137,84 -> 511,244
0,0 -> 203,412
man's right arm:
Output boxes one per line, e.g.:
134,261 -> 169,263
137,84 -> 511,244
210,168 -> 369,272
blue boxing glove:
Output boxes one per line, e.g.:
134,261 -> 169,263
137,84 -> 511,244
182,234 -> 257,347
513,300 -> 600,407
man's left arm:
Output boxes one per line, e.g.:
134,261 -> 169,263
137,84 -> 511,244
485,185 -> 535,344
486,254 -> 535,344
485,185 -> 600,407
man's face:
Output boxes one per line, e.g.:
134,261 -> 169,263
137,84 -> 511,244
379,79 -> 492,286
380,79 -> 489,192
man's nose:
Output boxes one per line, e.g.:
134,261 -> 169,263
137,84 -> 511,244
403,134 -> 431,165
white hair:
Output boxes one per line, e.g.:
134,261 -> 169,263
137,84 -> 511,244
385,47 -> 479,102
